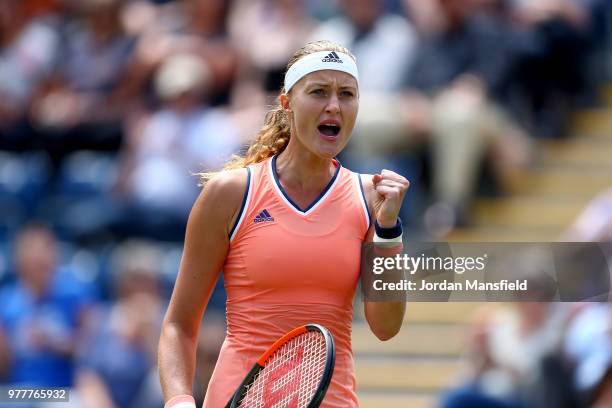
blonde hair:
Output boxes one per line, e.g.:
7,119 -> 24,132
199,40 -> 356,184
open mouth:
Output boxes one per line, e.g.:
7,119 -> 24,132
317,123 -> 341,137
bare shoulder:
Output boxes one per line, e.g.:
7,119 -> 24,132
201,168 -> 248,202
192,168 -> 249,236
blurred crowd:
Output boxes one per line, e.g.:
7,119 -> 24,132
443,301 -> 612,408
0,0 -> 611,407
1,0 -> 611,241
441,191 -> 612,408
0,223 -> 224,407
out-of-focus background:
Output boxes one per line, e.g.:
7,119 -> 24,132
0,0 -> 611,407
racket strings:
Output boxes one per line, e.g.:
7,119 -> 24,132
238,331 -> 327,407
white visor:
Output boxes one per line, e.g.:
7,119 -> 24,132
283,50 -> 359,92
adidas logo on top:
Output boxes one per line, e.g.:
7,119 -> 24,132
254,209 -> 274,223
322,51 -> 343,64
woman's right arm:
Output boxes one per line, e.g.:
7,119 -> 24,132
158,169 -> 247,405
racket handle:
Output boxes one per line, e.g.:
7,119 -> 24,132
164,394 -> 196,408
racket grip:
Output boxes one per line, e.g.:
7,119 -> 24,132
164,394 -> 196,408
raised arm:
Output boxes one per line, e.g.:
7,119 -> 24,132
158,169 -> 247,405
361,171 -> 409,341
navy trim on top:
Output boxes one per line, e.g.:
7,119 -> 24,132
357,174 -> 372,229
228,167 -> 251,239
271,155 -> 341,213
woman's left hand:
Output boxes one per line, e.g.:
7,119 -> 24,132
372,169 -> 410,228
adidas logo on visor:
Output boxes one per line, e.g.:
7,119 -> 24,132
322,51 -> 343,64
254,209 -> 274,223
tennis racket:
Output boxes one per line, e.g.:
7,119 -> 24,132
225,323 -> 335,408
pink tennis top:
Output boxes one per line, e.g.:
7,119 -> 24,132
203,155 -> 370,407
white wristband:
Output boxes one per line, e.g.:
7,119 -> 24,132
374,233 -> 403,243
165,395 -> 196,408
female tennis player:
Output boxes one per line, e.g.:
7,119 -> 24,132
158,40 -> 409,407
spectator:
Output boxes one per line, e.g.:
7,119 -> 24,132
228,0 -> 315,94
509,0 -> 594,138
77,241 -> 165,408
0,0 -> 62,150
29,0 -> 135,167
564,303 -> 612,407
178,0 -> 238,106
401,0 -> 532,231
0,223 -> 95,387
114,53 -> 241,239
128,0 -> 239,107
443,302 -> 575,408
310,0 -> 417,92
